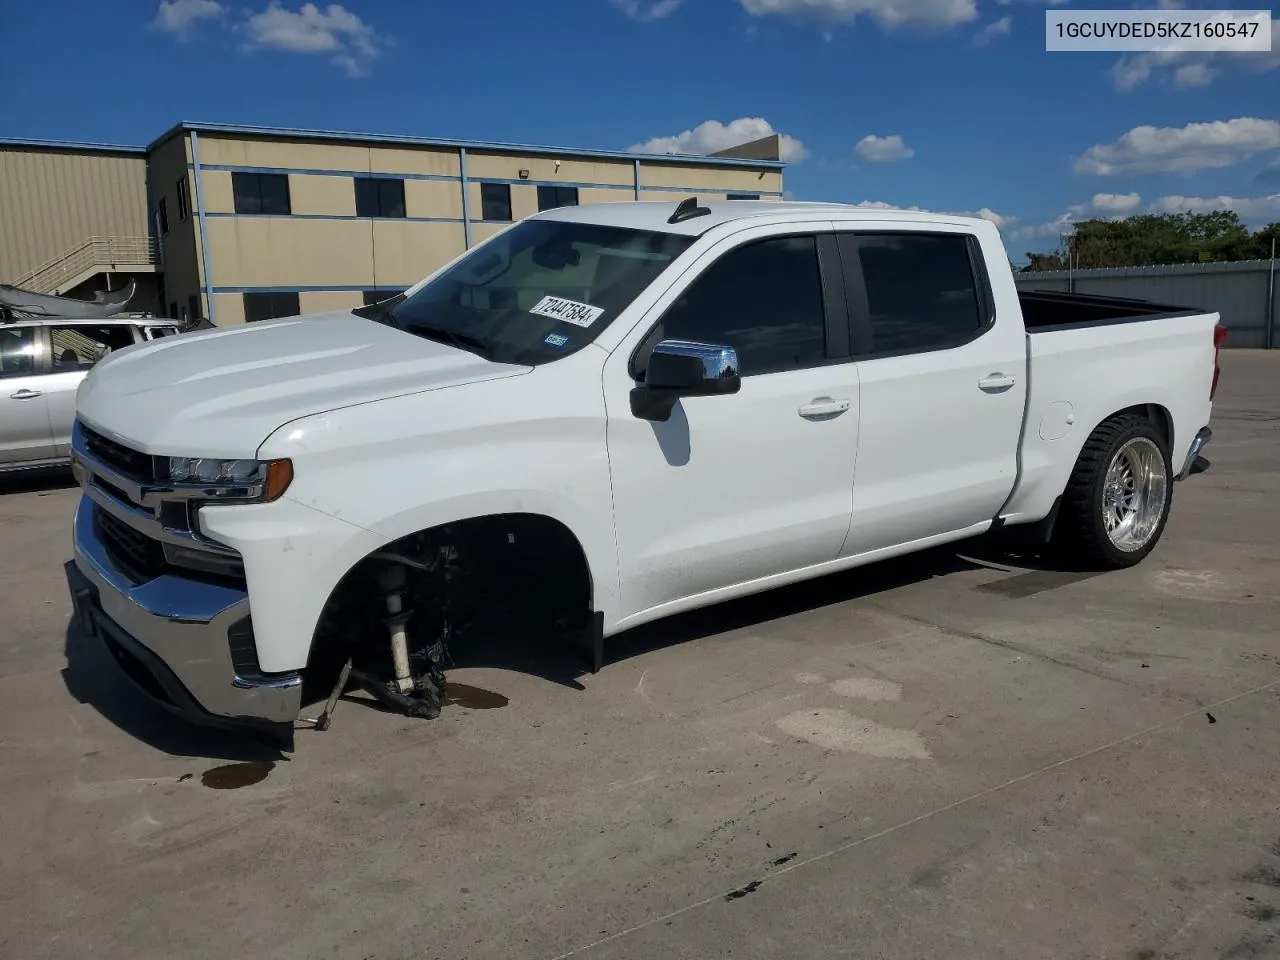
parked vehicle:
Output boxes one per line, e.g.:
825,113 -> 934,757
1,316 -> 182,472
63,200 -> 1223,743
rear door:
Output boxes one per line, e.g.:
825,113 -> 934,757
0,324 -> 55,465
834,225 -> 1027,557
42,323 -> 139,456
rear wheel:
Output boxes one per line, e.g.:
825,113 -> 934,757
1053,414 -> 1172,570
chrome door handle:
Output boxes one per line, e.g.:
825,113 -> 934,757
9,389 -> 43,400
798,397 -> 851,419
978,374 -> 1016,393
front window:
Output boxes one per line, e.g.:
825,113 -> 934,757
375,219 -> 692,365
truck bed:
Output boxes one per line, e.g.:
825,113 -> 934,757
1018,290 -> 1201,332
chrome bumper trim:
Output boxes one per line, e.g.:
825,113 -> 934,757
70,496 -> 301,725
1176,426 -> 1212,481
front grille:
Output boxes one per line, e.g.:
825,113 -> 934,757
80,423 -> 154,481
95,507 -> 167,581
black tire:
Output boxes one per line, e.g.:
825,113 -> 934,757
1052,414 -> 1173,570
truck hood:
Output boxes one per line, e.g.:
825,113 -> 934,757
76,310 -> 532,458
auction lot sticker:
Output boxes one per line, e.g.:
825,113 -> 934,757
529,296 -> 605,328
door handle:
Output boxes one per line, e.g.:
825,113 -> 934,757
9,389 -> 43,400
798,397 -> 851,419
978,374 -> 1016,394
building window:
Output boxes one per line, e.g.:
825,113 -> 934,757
188,294 -> 202,322
243,291 -> 301,323
354,177 -> 406,218
727,194 -> 760,200
157,198 -> 169,236
232,172 -> 291,215
176,175 -> 190,220
362,290 -> 402,306
537,185 -> 579,211
480,183 -> 512,222
168,301 -> 178,319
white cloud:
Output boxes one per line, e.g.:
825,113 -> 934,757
1113,20 -> 1280,90
1172,63 -> 1215,87
1150,193 -> 1280,224
972,207 -> 1012,228
1075,118 -> 1280,176
854,200 -> 1012,227
738,0 -> 978,31
629,118 -> 809,163
973,15 -> 1011,45
1089,192 -> 1143,214
855,134 -> 914,162
1017,193 -> 1142,239
153,0 -> 224,37
243,3 -> 387,75
611,0 -> 683,20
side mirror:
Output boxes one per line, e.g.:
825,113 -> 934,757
631,339 -> 741,421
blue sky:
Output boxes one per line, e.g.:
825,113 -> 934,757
1,0 -> 1277,258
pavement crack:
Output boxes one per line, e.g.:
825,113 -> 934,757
862,603 -> 1139,689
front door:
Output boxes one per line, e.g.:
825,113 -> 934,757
834,227 -> 1027,556
0,325 -> 55,465
605,229 -> 860,623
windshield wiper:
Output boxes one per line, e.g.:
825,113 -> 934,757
403,322 -> 491,357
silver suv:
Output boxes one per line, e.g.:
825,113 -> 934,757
1,316 -> 182,473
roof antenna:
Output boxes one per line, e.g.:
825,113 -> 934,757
668,196 -> 711,225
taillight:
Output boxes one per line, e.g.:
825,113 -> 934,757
1211,323 -> 1226,400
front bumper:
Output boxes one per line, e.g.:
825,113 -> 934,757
67,496 -> 302,735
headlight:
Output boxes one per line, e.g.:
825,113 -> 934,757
164,457 -> 293,501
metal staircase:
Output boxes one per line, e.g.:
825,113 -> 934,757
12,236 -> 160,295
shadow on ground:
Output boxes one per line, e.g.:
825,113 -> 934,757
61,619 -> 286,762
61,531 -> 1070,753
0,467 -> 76,496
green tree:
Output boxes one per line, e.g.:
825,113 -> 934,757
1022,212 -> 1278,271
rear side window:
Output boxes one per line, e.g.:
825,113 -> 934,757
51,325 -> 136,370
657,235 -> 827,377
844,233 -> 983,355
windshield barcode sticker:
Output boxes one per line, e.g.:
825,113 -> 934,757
529,295 -> 604,328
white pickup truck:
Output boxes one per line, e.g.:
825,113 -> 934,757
64,199 -> 1223,743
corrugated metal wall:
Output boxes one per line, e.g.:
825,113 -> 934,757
1016,260 -> 1278,348
0,146 -> 149,283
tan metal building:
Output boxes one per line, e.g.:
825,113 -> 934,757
1,123 -> 785,326
0,140 -> 163,310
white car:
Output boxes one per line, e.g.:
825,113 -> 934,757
0,315 -> 182,473
63,200 -> 1222,744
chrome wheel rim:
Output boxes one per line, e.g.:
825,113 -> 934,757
1102,437 -> 1168,552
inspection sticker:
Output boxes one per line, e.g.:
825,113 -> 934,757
529,295 -> 604,328
544,332 -> 569,347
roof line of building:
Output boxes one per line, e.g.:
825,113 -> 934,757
145,121 -> 786,168
0,136 -> 146,155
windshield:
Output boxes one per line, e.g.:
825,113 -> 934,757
373,219 -> 693,365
